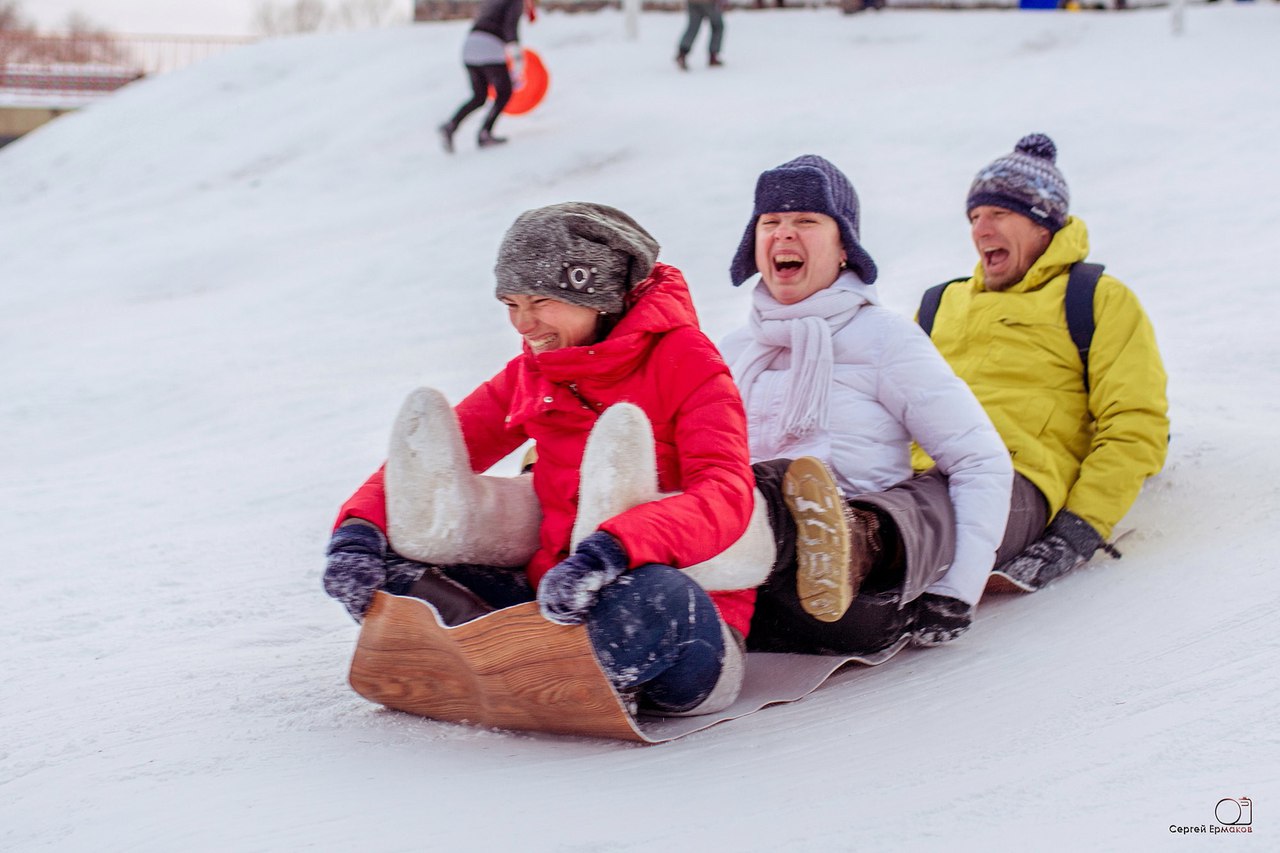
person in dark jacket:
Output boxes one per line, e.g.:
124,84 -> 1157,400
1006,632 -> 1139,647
323,203 -> 765,717
439,0 -> 533,152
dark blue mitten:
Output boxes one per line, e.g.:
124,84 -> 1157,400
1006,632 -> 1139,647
323,522 -> 388,621
537,531 -> 629,625
998,509 -> 1107,590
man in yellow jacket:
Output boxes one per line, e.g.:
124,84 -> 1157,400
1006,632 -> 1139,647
915,133 -> 1169,600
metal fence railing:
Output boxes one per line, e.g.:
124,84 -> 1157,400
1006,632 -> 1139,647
0,33 -> 257,106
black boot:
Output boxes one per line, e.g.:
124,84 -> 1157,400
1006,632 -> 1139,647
438,121 -> 456,154
676,51 -> 689,71
403,566 -> 494,626
477,128 -> 508,148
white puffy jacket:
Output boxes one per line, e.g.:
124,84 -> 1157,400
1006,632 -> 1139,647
719,274 -> 1012,605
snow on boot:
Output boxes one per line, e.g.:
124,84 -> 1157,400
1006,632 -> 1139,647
911,593 -> 974,647
385,387 -> 541,567
572,402 -> 776,590
785,457 -> 877,623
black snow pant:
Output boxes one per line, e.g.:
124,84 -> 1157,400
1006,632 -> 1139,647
747,461 -> 1048,655
447,63 -> 512,136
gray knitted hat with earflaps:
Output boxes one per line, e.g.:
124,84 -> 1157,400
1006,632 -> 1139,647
495,202 -> 660,316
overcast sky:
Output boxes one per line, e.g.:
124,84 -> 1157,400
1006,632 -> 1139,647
29,0 -> 266,36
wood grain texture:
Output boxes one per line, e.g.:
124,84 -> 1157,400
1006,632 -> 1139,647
349,592 -> 647,742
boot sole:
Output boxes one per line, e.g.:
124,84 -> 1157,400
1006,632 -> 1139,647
783,457 -> 852,623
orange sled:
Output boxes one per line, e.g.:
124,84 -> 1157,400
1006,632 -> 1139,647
486,48 -> 548,115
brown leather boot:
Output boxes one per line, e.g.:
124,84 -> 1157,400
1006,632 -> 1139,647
403,567 -> 494,626
783,457 -> 879,622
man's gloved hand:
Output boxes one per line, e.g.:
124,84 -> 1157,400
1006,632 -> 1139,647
323,521 -> 388,622
999,509 -> 1108,590
911,593 -> 974,647
537,531 -> 629,625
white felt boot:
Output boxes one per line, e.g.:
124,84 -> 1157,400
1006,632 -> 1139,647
572,403 -> 775,590
385,387 -> 541,567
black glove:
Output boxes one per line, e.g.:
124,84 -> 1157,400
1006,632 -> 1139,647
911,593 -> 974,647
537,531 -> 629,625
998,509 -> 1107,590
323,522 -> 388,622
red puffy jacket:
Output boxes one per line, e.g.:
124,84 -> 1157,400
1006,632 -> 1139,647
336,263 -> 757,635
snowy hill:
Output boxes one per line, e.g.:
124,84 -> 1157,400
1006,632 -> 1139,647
2,6 -> 1278,851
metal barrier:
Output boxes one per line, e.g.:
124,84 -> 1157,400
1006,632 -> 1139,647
0,32 -> 256,105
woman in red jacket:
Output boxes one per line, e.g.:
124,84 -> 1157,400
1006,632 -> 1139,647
324,202 -> 759,716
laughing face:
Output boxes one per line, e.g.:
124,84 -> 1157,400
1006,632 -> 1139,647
501,293 -> 600,353
969,205 -> 1053,291
753,211 -> 846,305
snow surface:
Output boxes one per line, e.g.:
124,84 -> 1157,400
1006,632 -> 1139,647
3,6 -> 1278,851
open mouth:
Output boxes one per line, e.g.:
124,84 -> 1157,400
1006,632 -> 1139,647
982,248 -> 1009,268
527,333 -> 559,352
773,252 -> 804,273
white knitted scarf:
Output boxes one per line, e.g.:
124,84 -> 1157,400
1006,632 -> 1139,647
730,273 -> 871,442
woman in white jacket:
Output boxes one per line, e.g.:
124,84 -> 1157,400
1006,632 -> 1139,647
721,155 -> 1014,651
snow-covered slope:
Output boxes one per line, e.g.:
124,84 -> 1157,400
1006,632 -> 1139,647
2,7 -> 1277,851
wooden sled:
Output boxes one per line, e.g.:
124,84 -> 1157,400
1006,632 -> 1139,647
349,591 -> 909,744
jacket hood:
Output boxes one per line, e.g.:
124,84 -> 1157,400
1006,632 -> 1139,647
972,215 -> 1090,294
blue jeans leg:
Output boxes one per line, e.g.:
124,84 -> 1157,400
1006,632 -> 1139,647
585,563 -> 726,713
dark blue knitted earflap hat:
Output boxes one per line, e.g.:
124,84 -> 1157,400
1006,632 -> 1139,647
729,154 -> 878,287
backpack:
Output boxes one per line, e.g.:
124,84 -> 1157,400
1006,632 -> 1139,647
916,262 -> 1104,393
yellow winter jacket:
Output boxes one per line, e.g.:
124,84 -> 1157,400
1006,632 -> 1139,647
913,216 -> 1168,538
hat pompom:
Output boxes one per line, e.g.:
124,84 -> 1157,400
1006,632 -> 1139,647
1015,133 -> 1057,163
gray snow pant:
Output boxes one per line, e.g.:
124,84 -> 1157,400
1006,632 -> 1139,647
678,3 -> 725,57
748,462 -> 1047,655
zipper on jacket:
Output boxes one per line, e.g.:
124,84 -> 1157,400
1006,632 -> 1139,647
566,382 -> 600,410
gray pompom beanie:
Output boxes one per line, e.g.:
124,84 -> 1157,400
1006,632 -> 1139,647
729,154 -> 878,287
966,133 -> 1070,232
494,202 -> 660,315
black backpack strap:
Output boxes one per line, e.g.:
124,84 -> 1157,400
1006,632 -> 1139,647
1065,262 -> 1104,393
917,277 -> 966,336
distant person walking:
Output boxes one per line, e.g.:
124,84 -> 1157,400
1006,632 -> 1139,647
439,0 -> 535,152
676,1 -> 725,71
